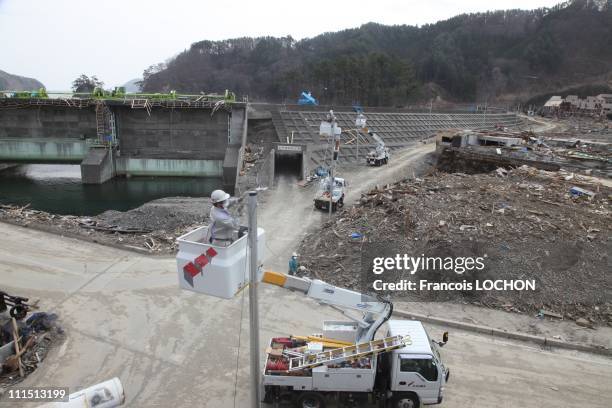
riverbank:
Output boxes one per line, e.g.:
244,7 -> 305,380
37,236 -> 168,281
0,197 -> 210,253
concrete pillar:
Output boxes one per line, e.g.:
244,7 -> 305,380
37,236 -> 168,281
229,108 -> 246,145
233,104 -> 249,194
269,148 -> 275,184
222,146 -> 240,193
301,145 -> 309,180
80,147 -> 116,184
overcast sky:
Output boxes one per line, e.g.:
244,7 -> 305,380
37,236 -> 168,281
0,0 -> 561,91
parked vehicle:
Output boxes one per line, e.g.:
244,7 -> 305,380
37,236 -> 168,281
366,133 -> 390,166
313,177 -> 346,211
261,273 -> 450,408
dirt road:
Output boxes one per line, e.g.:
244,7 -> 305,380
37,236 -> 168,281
519,114 -> 569,133
259,141 -> 436,272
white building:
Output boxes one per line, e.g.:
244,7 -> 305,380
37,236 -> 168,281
565,95 -> 580,108
543,95 -> 563,109
596,94 -> 612,113
581,96 -> 600,110
542,94 -> 611,116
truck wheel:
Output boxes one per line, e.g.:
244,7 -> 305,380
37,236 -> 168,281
338,197 -> 344,208
391,393 -> 419,408
296,392 -> 326,408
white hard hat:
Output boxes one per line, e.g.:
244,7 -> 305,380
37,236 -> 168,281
292,252 -> 298,257
211,189 -> 230,204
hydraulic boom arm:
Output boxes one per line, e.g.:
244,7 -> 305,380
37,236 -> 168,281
262,271 -> 393,343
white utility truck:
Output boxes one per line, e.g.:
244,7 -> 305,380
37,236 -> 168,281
366,133 -> 389,166
261,272 -> 450,408
175,216 -> 449,408
313,177 -> 347,211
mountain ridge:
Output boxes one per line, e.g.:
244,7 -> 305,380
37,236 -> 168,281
141,0 -> 612,105
0,69 -> 45,91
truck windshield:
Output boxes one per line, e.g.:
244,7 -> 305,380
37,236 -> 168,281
318,180 -> 343,196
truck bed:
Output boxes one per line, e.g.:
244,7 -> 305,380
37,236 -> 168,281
263,338 -> 376,392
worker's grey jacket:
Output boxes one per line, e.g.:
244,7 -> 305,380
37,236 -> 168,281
208,199 -> 240,242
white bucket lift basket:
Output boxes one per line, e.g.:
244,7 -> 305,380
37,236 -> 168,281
176,225 -> 265,299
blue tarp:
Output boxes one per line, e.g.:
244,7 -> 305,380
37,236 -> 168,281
298,91 -> 318,105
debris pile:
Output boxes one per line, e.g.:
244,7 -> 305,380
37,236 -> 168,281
0,292 -> 63,388
436,128 -> 612,177
240,143 -> 264,176
298,166 -> 611,325
0,197 -> 209,253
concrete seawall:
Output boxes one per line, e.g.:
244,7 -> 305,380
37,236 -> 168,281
0,101 -> 247,189
0,100 -> 522,188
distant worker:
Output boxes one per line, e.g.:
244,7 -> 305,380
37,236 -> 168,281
208,189 -> 241,246
288,252 -> 300,276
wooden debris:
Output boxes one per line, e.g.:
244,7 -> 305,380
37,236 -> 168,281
10,318 -> 24,377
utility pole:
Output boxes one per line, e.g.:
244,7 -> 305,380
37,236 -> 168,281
356,129 -> 359,162
428,98 -> 433,141
355,112 -> 366,162
247,191 -> 261,408
482,99 -> 488,129
328,110 -> 337,220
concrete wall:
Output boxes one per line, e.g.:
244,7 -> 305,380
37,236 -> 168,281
0,106 -> 97,140
0,104 -> 253,185
0,139 -> 89,162
114,107 -> 230,160
115,157 -> 223,177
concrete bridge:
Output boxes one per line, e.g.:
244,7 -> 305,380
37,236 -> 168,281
0,97 -> 247,190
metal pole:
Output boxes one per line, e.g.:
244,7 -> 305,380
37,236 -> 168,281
483,99 -> 487,129
328,112 -> 336,220
428,99 -> 433,141
356,129 -> 359,162
247,192 -> 261,408
329,160 -> 334,220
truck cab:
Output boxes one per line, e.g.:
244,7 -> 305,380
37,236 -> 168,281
385,320 -> 448,407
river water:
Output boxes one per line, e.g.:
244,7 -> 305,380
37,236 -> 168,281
0,164 -> 222,216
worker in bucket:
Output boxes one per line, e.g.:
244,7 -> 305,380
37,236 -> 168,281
208,189 -> 241,246
288,252 -> 300,276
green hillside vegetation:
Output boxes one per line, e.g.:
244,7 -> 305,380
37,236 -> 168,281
142,0 -> 612,106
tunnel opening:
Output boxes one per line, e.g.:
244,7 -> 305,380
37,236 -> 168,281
274,152 -> 302,178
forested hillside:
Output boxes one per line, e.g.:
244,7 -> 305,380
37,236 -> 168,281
142,0 -> 612,106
